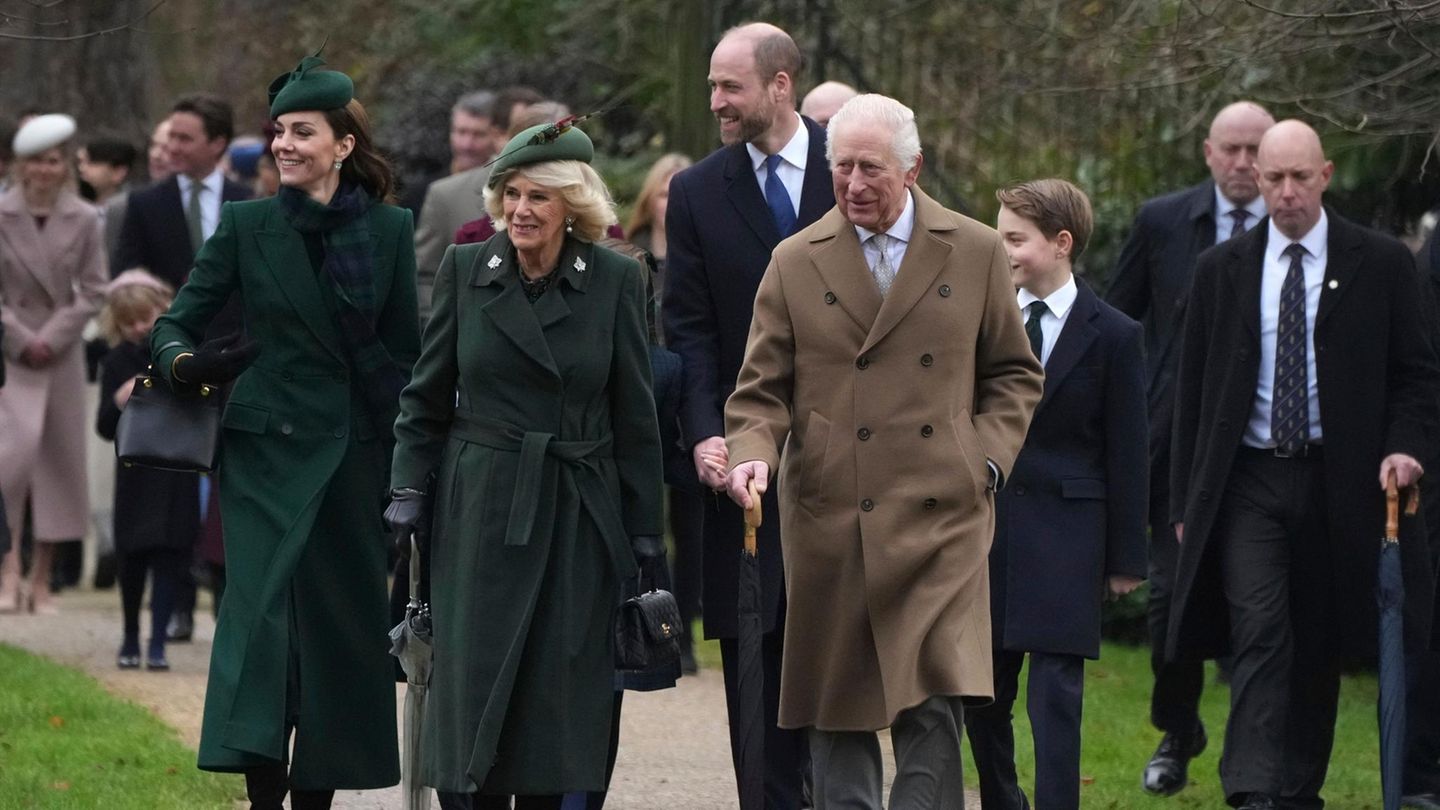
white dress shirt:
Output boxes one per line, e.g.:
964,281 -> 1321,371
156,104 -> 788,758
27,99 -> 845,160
1214,188 -> 1267,246
1244,211 -> 1327,448
1016,274 -> 1078,368
176,167 -> 226,243
746,112 -> 808,215
854,190 -> 916,275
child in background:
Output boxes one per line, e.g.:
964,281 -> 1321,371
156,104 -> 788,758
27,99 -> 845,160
96,269 -> 199,671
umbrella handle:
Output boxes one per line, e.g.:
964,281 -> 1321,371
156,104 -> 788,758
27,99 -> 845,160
1386,472 -> 1399,540
744,479 -> 762,556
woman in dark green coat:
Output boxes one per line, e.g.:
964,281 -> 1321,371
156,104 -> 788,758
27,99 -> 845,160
387,122 -> 663,809
150,56 -> 416,809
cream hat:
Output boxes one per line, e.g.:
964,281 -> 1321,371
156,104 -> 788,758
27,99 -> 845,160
13,114 -> 77,158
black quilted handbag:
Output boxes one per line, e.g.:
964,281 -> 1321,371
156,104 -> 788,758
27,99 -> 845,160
614,588 -> 682,671
115,372 -> 221,473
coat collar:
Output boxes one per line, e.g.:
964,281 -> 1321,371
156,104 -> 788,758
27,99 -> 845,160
0,189 -> 95,303
470,231 -> 597,379
1034,278 -> 1101,415
1229,206 -> 1360,341
720,116 -> 831,251
252,200 -> 348,365
1185,179 -> 1217,224
1316,208 -> 1363,332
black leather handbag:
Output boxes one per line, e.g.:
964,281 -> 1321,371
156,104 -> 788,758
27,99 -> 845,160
614,588 -> 682,671
115,372 -> 222,473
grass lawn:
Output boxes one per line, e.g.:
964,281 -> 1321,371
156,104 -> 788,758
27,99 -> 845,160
0,643 -> 242,809
695,631 -> 1385,807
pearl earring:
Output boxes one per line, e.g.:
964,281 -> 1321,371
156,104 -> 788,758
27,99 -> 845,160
333,159 -> 344,171
565,216 -> 575,234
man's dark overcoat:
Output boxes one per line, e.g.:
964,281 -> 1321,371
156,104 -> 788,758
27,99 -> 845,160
1168,210 -> 1439,662
662,116 -> 833,638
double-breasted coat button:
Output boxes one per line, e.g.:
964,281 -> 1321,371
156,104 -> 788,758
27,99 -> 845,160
1218,418 -> 1230,429
1014,485 -> 1027,496
824,291 -> 837,304
1200,489 -> 1211,501
860,498 -> 875,511
938,285 -> 951,297
921,425 -> 934,437
923,497 -> 937,510
856,356 -> 870,370
280,423 -> 294,436
282,372 -> 294,381
857,428 -> 871,440
920,353 -> 933,366
332,427 -> 346,439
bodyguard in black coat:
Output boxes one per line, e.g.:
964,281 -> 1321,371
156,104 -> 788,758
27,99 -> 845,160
1170,121 -> 1439,809
1106,100 -> 1274,796
661,23 -> 832,810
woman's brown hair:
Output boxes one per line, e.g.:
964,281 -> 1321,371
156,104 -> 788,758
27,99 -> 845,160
323,99 -> 396,203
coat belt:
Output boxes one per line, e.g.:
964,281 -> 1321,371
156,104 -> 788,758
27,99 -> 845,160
448,411 -> 636,579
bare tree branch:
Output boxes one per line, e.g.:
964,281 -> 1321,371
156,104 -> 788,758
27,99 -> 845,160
0,0 -> 164,41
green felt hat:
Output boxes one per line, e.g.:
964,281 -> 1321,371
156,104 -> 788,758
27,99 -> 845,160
486,120 -> 594,187
268,51 -> 354,118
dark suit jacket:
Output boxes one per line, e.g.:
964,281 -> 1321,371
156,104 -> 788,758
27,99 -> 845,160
1169,210 -> 1439,661
991,279 -> 1148,658
114,175 -> 252,287
1106,181 -> 1218,462
662,115 -> 832,637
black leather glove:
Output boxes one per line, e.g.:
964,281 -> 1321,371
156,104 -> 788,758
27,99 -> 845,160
631,535 -> 668,588
174,331 -> 262,385
385,488 -> 427,550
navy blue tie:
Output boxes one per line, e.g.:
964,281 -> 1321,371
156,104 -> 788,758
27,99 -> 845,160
1272,243 -> 1310,454
764,153 -> 796,238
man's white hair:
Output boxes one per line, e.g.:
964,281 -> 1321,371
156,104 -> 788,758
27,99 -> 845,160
825,94 -> 922,172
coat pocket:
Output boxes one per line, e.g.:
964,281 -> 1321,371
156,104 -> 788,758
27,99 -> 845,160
221,402 -> 270,434
1060,477 -> 1107,500
951,408 -> 986,503
796,411 -> 833,513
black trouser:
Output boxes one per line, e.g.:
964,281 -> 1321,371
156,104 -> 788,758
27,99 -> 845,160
1146,447 -> 1206,734
244,760 -> 334,810
117,547 -> 186,649
967,650 -> 1085,810
471,795 -> 562,809
668,487 -> 704,651
718,591 -> 808,810
1216,450 -> 1338,808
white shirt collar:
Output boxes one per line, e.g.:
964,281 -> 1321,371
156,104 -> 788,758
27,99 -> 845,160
854,189 -> 916,246
177,166 -> 224,195
1017,273 -> 1078,320
746,112 -> 809,173
1265,208 -> 1329,265
1215,187 -> 1266,223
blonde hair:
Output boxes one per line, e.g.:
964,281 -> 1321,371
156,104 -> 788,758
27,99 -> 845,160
99,270 -> 173,346
484,160 -> 617,243
625,153 -> 692,238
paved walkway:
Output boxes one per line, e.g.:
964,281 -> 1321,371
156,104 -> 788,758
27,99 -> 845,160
4,588 -> 981,808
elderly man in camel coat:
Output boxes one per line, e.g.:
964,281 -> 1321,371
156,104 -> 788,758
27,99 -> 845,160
724,94 -> 1043,810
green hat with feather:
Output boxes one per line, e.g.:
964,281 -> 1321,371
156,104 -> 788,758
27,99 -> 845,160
268,49 -> 354,117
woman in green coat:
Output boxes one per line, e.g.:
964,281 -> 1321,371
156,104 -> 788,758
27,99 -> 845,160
150,56 -> 417,809
386,122 -> 663,809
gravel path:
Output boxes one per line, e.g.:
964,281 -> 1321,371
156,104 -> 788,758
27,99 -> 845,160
1,589 -> 984,808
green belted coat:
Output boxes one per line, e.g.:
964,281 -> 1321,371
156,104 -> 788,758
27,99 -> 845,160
391,232 -> 662,795
151,196 -> 418,789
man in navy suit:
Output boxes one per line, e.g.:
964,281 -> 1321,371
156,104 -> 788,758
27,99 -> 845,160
662,21 -> 833,810
113,93 -> 251,642
966,179 -> 1148,810
1106,100 -> 1274,796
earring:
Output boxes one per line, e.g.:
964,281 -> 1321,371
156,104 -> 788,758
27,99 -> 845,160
333,159 -> 344,171
565,216 -> 574,234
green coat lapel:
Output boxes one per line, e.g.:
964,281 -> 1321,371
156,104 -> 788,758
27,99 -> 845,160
253,204 -> 347,364
472,231 -> 560,378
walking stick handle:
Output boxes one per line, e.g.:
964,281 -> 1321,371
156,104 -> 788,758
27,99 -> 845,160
744,480 -> 761,556
1386,471 -> 1399,540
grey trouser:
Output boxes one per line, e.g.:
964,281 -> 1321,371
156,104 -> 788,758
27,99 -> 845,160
808,695 -> 966,810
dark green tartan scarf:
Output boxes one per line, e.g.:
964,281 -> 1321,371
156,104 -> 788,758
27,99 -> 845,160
277,183 -> 409,437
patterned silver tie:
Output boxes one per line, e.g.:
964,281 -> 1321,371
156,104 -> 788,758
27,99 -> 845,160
870,233 -> 895,297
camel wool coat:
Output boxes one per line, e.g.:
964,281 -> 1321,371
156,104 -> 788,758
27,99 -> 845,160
0,189 -> 106,542
725,187 -> 1043,731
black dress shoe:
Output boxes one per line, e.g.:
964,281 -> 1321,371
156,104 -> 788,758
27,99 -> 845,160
1142,721 -> 1208,796
117,640 -> 141,670
166,612 -> 193,642
1403,793 -> 1440,810
1237,793 -> 1277,810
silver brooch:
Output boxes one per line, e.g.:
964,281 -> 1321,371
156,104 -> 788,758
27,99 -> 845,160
574,257 -> 587,273
487,255 -> 501,269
